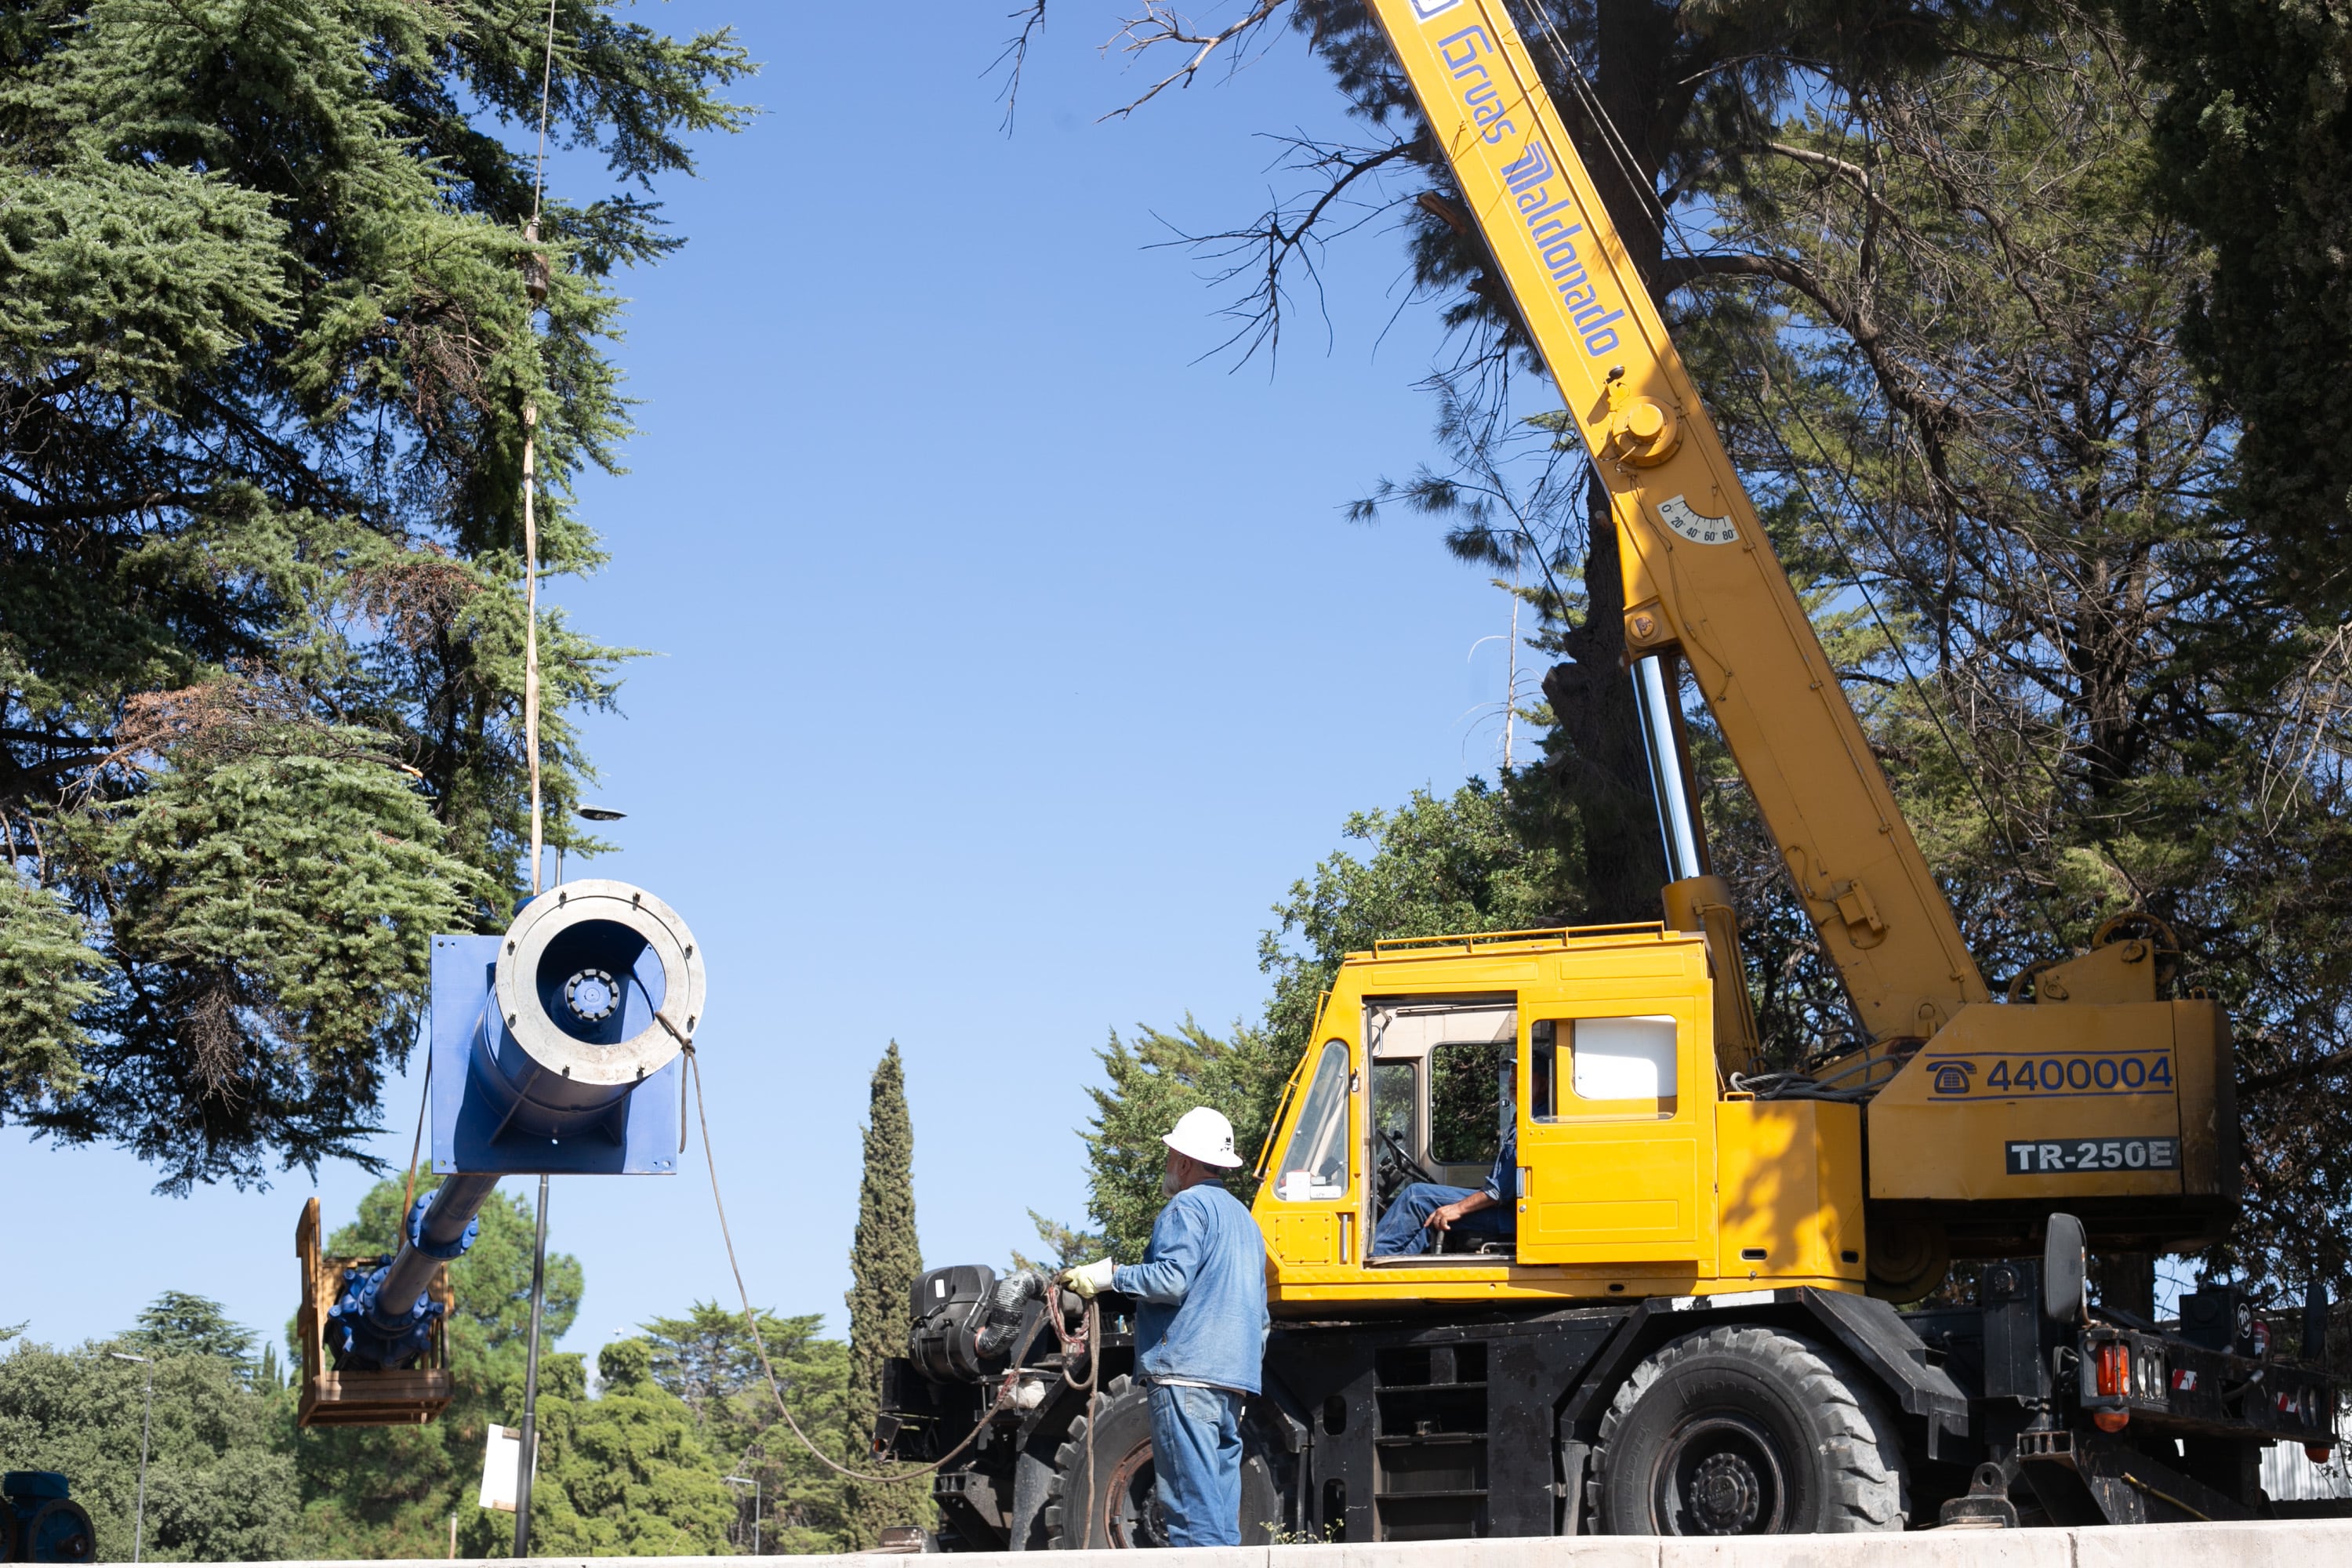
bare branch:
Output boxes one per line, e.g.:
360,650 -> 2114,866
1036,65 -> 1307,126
1161,133 -> 1415,365
1760,139 -> 1905,226
990,2 -> 1051,133
1099,1 -> 1288,122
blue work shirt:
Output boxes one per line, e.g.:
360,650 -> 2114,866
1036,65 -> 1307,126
1483,1122 -> 1516,1201
1113,1181 -> 1269,1395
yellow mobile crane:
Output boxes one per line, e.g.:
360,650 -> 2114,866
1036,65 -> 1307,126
878,0 -> 2336,1543
1254,0 -> 2238,1306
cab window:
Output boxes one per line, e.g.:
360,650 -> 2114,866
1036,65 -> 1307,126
1273,1040 -> 1352,1200
1428,1039 -> 1508,1165
1530,1016 -> 1678,1119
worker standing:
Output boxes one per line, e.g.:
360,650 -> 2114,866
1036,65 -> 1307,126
1063,1105 -> 1269,1548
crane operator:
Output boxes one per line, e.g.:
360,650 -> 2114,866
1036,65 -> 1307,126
1062,1106 -> 1269,1548
1372,1070 -> 1515,1257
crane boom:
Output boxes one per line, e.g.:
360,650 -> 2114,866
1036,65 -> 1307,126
1365,0 -> 1988,1042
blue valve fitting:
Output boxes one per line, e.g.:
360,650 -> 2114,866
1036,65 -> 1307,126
406,1192 -> 481,1261
324,1256 -> 448,1371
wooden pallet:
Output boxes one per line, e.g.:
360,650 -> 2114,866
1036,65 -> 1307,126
294,1196 -> 456,1428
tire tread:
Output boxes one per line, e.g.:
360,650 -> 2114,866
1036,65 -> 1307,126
1042,1374 -> 1134,1547
1590,1324 -> 1906,1534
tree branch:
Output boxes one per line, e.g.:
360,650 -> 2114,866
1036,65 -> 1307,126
991,2 -> 1051,132
1101,1 -> 1289,121
1163,134 -> 1414,365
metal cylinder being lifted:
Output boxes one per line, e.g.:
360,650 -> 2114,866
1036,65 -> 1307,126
480,879 -> 703,1139
321,880 -> 702,1373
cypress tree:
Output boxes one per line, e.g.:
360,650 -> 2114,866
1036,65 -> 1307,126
843,1041 -> 925,1543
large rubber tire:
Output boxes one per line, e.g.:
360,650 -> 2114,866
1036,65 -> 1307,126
1592,1326 -> 1907,1535
1040,1375 -> 1281,1548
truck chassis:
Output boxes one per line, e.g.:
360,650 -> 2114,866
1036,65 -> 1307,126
879,1255 -> 2340,1545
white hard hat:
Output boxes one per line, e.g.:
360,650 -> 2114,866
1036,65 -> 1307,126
1163,1105 -> 1243,1168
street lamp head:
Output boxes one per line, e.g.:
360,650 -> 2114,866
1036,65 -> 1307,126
723,1476 -> 753,1486
110,1352 -> 150,1363
577,804 -> 626,822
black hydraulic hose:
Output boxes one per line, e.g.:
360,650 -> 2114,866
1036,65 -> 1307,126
369,1172 -> 503,1327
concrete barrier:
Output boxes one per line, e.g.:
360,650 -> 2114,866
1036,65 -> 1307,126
182,1516 -> 2352,1568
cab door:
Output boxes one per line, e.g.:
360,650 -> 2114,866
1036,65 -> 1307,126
1512,960 -> 1715,1269
1261,1036 -> 1361,1271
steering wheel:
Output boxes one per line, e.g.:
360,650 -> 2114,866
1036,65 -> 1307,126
1376,1125 -> 1439,1206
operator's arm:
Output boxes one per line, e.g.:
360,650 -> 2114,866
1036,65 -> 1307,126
1425,1127 -> 1515,1231
1427,1190 -> 1501,1225
1113,1196 -> 1203,1305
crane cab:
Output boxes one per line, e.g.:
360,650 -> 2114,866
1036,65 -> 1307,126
1251,925 -> 1867,1311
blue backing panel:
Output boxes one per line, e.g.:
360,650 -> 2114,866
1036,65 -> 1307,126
429,934 -> 680,1177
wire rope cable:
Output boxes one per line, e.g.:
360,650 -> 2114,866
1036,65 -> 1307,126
1520,0 -> 2134,921
681,1040 -> 1026,1486
1497,0 -> 2083,949
397,1051 -> 435,1227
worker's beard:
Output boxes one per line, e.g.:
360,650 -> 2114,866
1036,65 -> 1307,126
1160,1163 -> 1183,1197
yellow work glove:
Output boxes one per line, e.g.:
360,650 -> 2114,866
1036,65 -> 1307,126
1062,1258 -> 1117,1298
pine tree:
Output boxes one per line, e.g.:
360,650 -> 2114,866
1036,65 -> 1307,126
2111,0 -> 2352,611
842,1041 -> 925,1544
0,0 -> 752,1189
125,1290 -> 256,1371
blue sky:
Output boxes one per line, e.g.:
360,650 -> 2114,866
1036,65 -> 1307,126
4,4 -> 1533,1356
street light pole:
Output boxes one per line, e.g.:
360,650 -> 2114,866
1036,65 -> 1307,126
107,1352 -> 152,1563
723,1475 -> 760,1556
512,1174 -> 551,1557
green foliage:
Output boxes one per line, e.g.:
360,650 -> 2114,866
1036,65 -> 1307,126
1009,1210 -> 1104,1275
641,1300 -> 855,1553
2110,0 -> 2352,611
1258,781 -> 1567,1055
0,871 -> 96,1105
518,1338 -> 736,1556
843,1042 -> 926,1544
1083,1018 -> 1294,1265
0,1335 -> 297,1563
127,1290 -> 256,1376
0,0 -> 752,1189
45,720 -> 487,1189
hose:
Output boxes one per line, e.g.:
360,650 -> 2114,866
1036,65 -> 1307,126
1048,1288 -> 1103,1543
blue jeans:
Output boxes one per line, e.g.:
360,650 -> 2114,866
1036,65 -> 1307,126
1372,1182 -> 1516,1257
1147,1381 -> 1244,1547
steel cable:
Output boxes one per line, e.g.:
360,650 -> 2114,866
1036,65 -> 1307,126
682,1040 -> 1017,1485
1496,0 -> 2078,949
